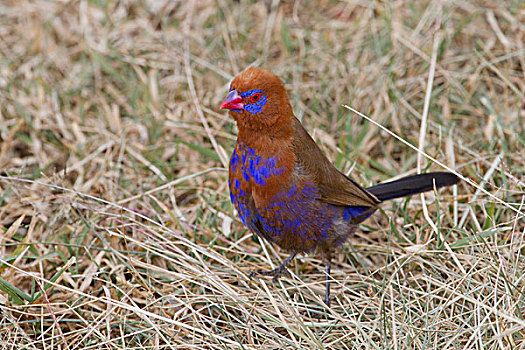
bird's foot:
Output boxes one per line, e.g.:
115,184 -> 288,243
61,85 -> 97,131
248,265 -> 290,282
249,253 -> 296,282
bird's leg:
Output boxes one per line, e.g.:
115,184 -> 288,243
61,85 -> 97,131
323,260 -> 332,307
249,252 -> 297,282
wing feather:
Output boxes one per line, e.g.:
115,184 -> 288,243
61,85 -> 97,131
290,117 -> 380,208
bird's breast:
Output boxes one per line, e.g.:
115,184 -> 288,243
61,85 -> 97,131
228,140 -> 376,253
228,140 -> 291,230
229,140 -> 293,195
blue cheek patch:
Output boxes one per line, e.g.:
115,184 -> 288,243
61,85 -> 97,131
244,95 -> 267,115
240,89 -> 264,98
240,89 -> 268,115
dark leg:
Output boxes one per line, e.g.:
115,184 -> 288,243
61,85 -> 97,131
324,261 -> 332,307
249,252 -> 297,282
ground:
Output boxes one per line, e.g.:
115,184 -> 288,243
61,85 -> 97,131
0,0 -> 524,348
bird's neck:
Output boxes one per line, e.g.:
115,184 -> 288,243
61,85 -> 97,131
234,122 -> 296,194
236,119 -> 294,154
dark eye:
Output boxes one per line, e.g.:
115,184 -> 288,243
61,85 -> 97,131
250,93 -> 262,103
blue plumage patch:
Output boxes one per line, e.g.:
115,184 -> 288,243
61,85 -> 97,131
257,182 -> 329,239
240,89 -> 268,115
343,206 -> 372,221
235,142 -> 284,186
229,140 -> 375,249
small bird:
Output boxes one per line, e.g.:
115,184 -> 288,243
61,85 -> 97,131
220,67 -> 459,307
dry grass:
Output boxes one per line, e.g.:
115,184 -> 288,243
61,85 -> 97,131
1,0 -> 524,348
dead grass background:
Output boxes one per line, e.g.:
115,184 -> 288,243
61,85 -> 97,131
0,0 -> 524,349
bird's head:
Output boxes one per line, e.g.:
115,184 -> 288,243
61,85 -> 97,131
220,67 -> 293,133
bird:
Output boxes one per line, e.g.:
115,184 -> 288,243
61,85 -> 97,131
220,67 -> 459,307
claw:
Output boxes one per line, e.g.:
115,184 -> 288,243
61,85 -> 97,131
248,252 -> 296,281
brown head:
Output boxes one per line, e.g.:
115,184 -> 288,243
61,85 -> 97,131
220,67 -> 294,138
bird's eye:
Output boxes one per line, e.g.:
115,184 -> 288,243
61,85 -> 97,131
250,93 -> 262,103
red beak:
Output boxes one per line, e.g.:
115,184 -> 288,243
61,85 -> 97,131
220,90 -> 244,110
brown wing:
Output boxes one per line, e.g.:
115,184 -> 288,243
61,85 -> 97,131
291,117 -> 380,207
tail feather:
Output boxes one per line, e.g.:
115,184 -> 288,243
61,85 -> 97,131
366,172 -> 459,202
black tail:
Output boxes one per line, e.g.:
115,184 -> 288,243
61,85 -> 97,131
366,172 -> 459,201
